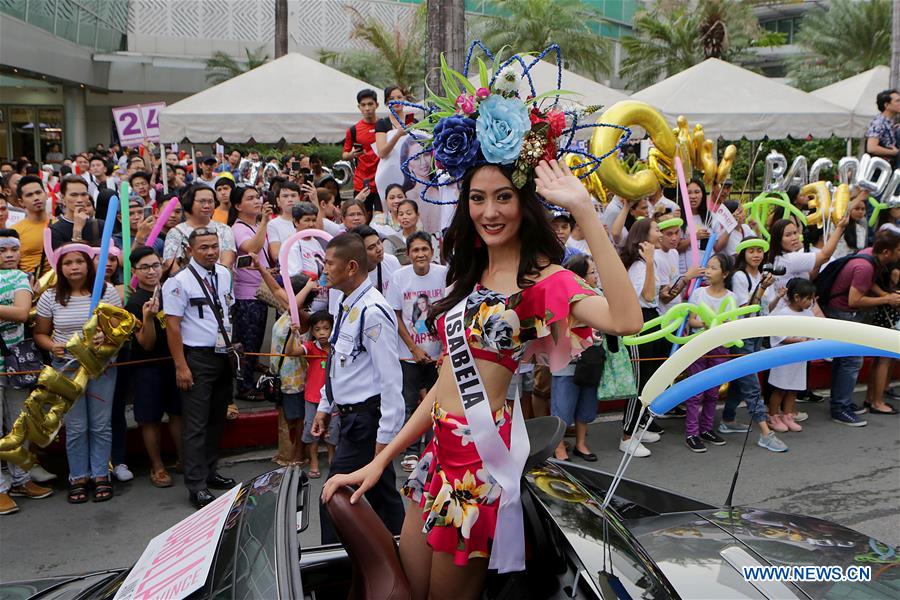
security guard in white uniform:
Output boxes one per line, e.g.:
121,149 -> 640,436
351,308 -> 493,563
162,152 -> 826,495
312,232 -> 405,543
163,227 -> 237,509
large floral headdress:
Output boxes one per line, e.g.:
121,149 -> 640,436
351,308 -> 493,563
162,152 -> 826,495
392,42 -> 632,207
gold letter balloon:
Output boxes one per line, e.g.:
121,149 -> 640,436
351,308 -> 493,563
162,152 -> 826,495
0,304 -> 139,469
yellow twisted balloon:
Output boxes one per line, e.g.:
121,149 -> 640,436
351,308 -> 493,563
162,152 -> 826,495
0,304 -> 139,469
27,270 -> 57,326
648,148 -> 676,187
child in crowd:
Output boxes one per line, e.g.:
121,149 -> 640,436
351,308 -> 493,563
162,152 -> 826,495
291,311 -> 339,479
551,254 -> 600,462
833,198 -> 868,260
767,278 -> 817,433
683,253 -> 734,453
550,211 -> 582,262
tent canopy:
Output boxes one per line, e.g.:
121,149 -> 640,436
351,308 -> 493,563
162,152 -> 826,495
630,58 -> 853,140
469,59 -> 629,108
811,66 -> 890,131
159,53 -> 379,144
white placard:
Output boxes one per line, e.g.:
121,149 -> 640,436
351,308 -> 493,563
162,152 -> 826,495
713,203 -> 738,234
113,484 -> 241,600
112,102 -> 166,146
139,102 -> 166,142
112,105 -> 145,146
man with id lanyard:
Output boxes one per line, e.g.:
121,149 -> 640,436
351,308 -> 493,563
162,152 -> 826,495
311,232 -> 405,543
162,228 -> 238,509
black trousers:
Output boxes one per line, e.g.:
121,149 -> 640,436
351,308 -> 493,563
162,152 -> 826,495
319,402 -> 405,544
401,361 -> 437,454
623,306 -> 670,435
181,347 -> 233,492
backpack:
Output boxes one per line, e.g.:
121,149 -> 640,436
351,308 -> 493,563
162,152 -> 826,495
813,252 -> 878,307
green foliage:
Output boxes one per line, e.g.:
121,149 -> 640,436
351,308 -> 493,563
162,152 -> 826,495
318,5 -> 425,97
205,47 -> 270,85
619,0 -> 760,90
476,0 -> 612,79
229,143 -> 344,167
786,0 -> 891,91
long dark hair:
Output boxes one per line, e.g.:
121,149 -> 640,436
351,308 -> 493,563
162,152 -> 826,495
620,218 -> 655,270
733,235 -> 765,274
683,177 -> 709,226
427,164 -> 563,331
54,249 -> 97,307
227,186 -> 257,227
766,219 -> 794,264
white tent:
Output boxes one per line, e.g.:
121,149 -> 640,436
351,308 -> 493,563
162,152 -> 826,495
811,66 -> 890,131
630,58 -> 853,139
160,53 -> 379,144
469,59 -> 628,108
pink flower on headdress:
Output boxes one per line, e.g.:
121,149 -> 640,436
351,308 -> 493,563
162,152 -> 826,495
475,87 -> 490,99
546,109 -> 567,139
456,93 -> 476,115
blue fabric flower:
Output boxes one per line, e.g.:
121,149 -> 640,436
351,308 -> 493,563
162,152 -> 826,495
475,96 -> 530,164
433,115 -> 481,178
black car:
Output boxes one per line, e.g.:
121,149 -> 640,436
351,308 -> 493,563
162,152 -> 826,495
3,418 -> 898,599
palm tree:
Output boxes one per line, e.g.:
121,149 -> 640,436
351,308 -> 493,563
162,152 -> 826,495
205,46 -> 270,85
619,0 -> 758,90
319,6 -> 425,96
477,0 -> 612,79
786,0 -> 891,91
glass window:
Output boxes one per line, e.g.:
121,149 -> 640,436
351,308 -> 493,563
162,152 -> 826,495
0,109 -> 9,163
39,108 -> 65,165
9,107 -> 36,162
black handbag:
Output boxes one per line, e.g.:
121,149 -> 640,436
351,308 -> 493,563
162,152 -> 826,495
0,335 -> 43,389
257,334 -> 292,404
573,338 -> 607,387
187,265 -> 245,377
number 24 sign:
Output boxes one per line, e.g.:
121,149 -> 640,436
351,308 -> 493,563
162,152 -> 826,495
112,102 -> 166,145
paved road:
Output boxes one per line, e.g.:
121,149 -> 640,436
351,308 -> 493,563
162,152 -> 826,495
1,393 -> 898,582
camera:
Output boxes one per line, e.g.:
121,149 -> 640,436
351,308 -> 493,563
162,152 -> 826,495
761,263 -> 786,277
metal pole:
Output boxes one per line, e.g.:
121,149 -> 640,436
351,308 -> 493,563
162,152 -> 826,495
161,143 -> 169,194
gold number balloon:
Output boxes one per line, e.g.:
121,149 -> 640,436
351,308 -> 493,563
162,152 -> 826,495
802,181 -> 831,228
0,304 -> 139,469
716,144 -> 737,186
674,116 -> 694,176
591,101 -> 676,200
692,124 -> 706,166
830,183 -> 850,225
563,153 -> 608,204
699,140 -> 717,190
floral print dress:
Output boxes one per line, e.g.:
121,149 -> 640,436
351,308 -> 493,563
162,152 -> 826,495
402,269 -> 597,565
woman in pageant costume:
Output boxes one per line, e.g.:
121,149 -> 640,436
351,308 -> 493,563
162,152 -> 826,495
323,45 -> 643,599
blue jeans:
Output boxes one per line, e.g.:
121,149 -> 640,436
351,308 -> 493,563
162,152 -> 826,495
56,358 -> 118,481
723,337 -> 768,424
0,385 -> 31,492
551,375 -> 599,425
823,308 -> 864,415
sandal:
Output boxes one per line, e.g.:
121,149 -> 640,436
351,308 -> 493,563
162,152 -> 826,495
68,478 -> 89,504
308,468 -> 321,479
400,455 -> 419,473
150,468 -> 173,488
93,476 -> 114,502
226,404 -> 240,420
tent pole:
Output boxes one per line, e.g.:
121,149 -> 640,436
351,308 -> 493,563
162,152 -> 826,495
161,143 -> 169,194
191,145 -> 196,183
846,138 -> 851,157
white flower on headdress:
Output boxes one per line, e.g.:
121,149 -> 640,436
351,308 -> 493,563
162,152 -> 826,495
494,66 -> 521,94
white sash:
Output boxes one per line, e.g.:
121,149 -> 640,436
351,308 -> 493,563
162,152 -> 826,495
444,297 -> 530,573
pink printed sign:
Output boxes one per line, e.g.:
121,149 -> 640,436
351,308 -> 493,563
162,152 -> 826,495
113,485 -> 241,600
112,102 -> 166,145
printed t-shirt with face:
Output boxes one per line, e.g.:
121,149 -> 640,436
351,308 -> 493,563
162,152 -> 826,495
287,238 -> 324,278
386,264 -> 448,360
654,248 -> 681,314
0,270 -> 32,375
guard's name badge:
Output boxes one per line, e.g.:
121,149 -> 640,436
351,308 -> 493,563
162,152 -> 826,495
215,323 -> 233,354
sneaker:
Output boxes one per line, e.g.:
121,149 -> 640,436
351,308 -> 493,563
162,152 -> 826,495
634,429 -> 661,444
797,391 -> 825,403
767,414 -> 788,433
792,411 -> 808,423
700,431 -> 726,446
645,420 -> 665,434
29,465 -> 57,483
656,406 -> 686,419
619,438 -> 651,457
831,411 -> 867,427
757,432 -> 789,453
112,464 -> 134,482
685,436 -> 707,453
9,481 -> 52,499
849,403 -> 867,415
885,387 -> 900,400
0,493 -> 18,515
718,421 -> 750,434
782,413 -> 802,432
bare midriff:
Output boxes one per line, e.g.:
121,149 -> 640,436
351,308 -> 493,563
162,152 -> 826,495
433,357 -> 516,417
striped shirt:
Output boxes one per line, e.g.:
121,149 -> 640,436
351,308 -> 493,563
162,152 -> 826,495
0,270 -> 33,372
36,285 -> 122,355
